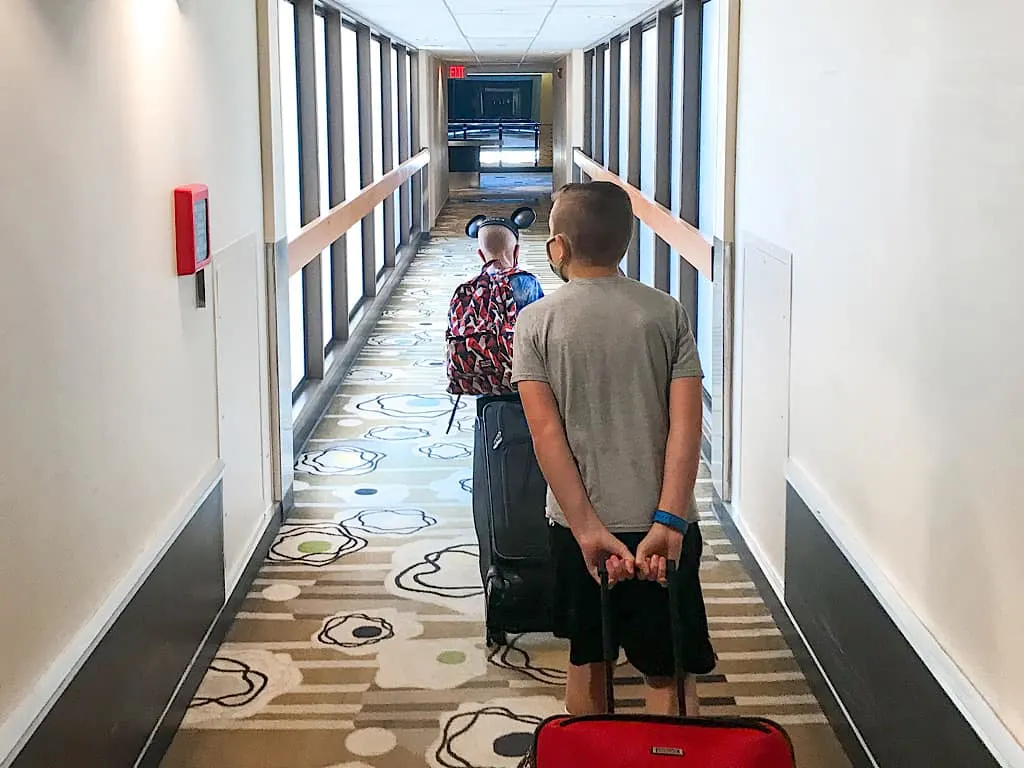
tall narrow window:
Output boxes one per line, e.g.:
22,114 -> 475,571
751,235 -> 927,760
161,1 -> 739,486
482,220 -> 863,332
618,38 -> 630,178
391,46 -> 401,248
405,50 -> 414,231
314,12 -> 332,350
278,0 -> 305,391
603,46 -> 611,164
405,51 -> 413,152
669,12 -> 684,301
371,37 -> 385,277
697,0 -> 720,375
638,26 -> 658,287
342,25 -> 363,316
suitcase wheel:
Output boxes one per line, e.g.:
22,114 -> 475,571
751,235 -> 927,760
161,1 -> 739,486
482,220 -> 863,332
486,627 -> 507,648
484,571 -> 508,648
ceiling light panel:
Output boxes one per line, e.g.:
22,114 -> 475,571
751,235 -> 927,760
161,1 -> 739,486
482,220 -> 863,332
558,0 -> 659,6
326,0 -> 667,54
456,13 -> 541,36
445,0 -> 555,9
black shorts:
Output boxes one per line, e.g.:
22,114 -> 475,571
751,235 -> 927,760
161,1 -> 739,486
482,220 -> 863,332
549,522 -> 716,679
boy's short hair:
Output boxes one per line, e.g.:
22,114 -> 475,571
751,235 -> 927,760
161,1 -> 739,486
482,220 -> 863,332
551,182 -> 634,267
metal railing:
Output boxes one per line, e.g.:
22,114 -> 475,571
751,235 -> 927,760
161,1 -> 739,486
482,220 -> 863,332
288,149 -> 429,275
447,119 -> 542,167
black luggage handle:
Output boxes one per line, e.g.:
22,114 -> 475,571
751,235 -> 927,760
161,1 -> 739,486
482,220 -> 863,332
598,560 -> 688,717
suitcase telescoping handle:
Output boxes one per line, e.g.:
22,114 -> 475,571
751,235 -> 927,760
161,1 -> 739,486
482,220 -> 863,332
598,560 -> 688,716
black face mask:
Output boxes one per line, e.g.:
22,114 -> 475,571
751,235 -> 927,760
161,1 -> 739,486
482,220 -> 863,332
548,260 -> 568,282
546,238 -> 570,283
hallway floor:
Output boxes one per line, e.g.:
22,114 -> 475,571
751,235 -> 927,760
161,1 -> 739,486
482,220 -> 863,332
161,202 -> 853,768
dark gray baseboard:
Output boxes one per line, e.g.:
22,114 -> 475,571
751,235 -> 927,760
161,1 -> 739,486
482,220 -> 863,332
784,484 -> 1000,768
12,482 -> 227,768
136,503 -> 283,768
292,231 -> 425,456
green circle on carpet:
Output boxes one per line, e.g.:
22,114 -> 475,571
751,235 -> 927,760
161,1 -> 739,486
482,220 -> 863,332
298,540 -> 333,554
436,650 -> 466,665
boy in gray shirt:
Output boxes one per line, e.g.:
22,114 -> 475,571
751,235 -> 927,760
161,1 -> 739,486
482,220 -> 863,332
511,182 -> 715,717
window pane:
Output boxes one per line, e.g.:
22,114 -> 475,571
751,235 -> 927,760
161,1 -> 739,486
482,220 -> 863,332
638,27 -> 658,287
278,0 -> 305,391
315,14 -> 332,349
405,51 -> 414,232
391,46 -> 401,248
342,26 -> 363,315
697,0 -> 720,376
279,3 -> 301,239
371,38 -> 384,278
699,2 -> 719,241
618,37 -> 630,179
405,52 -> 413,152
603,47 -> 610,164
669,13 -> 684,301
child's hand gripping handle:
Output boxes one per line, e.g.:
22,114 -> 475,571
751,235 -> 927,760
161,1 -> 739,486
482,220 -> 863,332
599,560 -> 689,717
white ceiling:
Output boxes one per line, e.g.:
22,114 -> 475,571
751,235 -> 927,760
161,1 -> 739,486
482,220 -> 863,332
336,0 -> 666,61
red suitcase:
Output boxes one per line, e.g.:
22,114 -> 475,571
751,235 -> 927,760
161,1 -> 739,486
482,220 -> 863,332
524,563 -> 796,767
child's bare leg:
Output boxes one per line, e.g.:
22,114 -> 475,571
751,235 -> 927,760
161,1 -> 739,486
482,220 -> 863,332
644,674 -> 699,716
565,662 -> 608,714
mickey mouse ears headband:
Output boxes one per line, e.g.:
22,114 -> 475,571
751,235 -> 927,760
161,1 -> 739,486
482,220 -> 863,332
465,206 -> 537,240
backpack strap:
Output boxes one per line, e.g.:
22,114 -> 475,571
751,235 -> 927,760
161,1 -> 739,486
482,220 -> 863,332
445,395 -> 461,435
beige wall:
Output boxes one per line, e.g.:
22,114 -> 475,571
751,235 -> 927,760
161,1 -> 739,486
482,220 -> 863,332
418,54 -> 449,227
539,72 -> 554,123
0,0 -> 267,756
732,0 -> 1024,754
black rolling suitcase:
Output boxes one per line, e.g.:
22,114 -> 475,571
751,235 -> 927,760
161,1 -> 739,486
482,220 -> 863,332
472,395 -> 552,646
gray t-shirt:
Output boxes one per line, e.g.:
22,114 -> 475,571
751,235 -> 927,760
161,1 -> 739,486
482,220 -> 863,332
511,275 -> 703,532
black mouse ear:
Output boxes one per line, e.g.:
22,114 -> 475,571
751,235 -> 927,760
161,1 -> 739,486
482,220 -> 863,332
465,215 -> 487,238
511,207 -> 536,230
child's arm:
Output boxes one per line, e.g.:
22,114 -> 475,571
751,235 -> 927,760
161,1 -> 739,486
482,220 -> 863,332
518,381 -> 634,584
656,376 -> 703,520
636,307 -> 704,584
635,378 -> 703,584
517,382 -> 599,530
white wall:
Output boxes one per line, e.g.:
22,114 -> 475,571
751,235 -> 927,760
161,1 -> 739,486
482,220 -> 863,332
733,0 -> 1024,751
0,0 -> 269,755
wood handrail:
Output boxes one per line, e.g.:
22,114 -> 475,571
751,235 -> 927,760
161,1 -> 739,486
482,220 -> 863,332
288,149 -> 430,276
572,149 -> 712,279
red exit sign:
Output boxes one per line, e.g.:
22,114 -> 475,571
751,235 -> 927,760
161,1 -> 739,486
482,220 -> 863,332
449,65 -> 466,79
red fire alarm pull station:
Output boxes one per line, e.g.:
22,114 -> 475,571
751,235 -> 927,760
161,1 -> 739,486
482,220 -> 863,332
449,65 -> 466,79
174,184 -> 211,276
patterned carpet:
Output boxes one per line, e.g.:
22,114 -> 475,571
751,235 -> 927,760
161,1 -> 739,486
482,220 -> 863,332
160,201 -> 853,768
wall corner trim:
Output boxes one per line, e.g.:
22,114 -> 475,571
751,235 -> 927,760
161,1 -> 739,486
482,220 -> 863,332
0,462 -> 226,768
785,459 -> 1024,768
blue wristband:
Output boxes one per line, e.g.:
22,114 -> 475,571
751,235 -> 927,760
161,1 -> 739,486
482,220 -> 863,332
652,509 -> 689,533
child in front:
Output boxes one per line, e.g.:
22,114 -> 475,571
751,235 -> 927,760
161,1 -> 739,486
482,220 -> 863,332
511,182 -> 715,716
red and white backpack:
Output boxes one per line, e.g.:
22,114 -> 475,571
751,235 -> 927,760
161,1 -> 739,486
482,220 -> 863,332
445,265 -> 522,397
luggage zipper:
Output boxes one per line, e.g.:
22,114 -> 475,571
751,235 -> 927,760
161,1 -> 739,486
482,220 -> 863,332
491,430 -> 533,450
